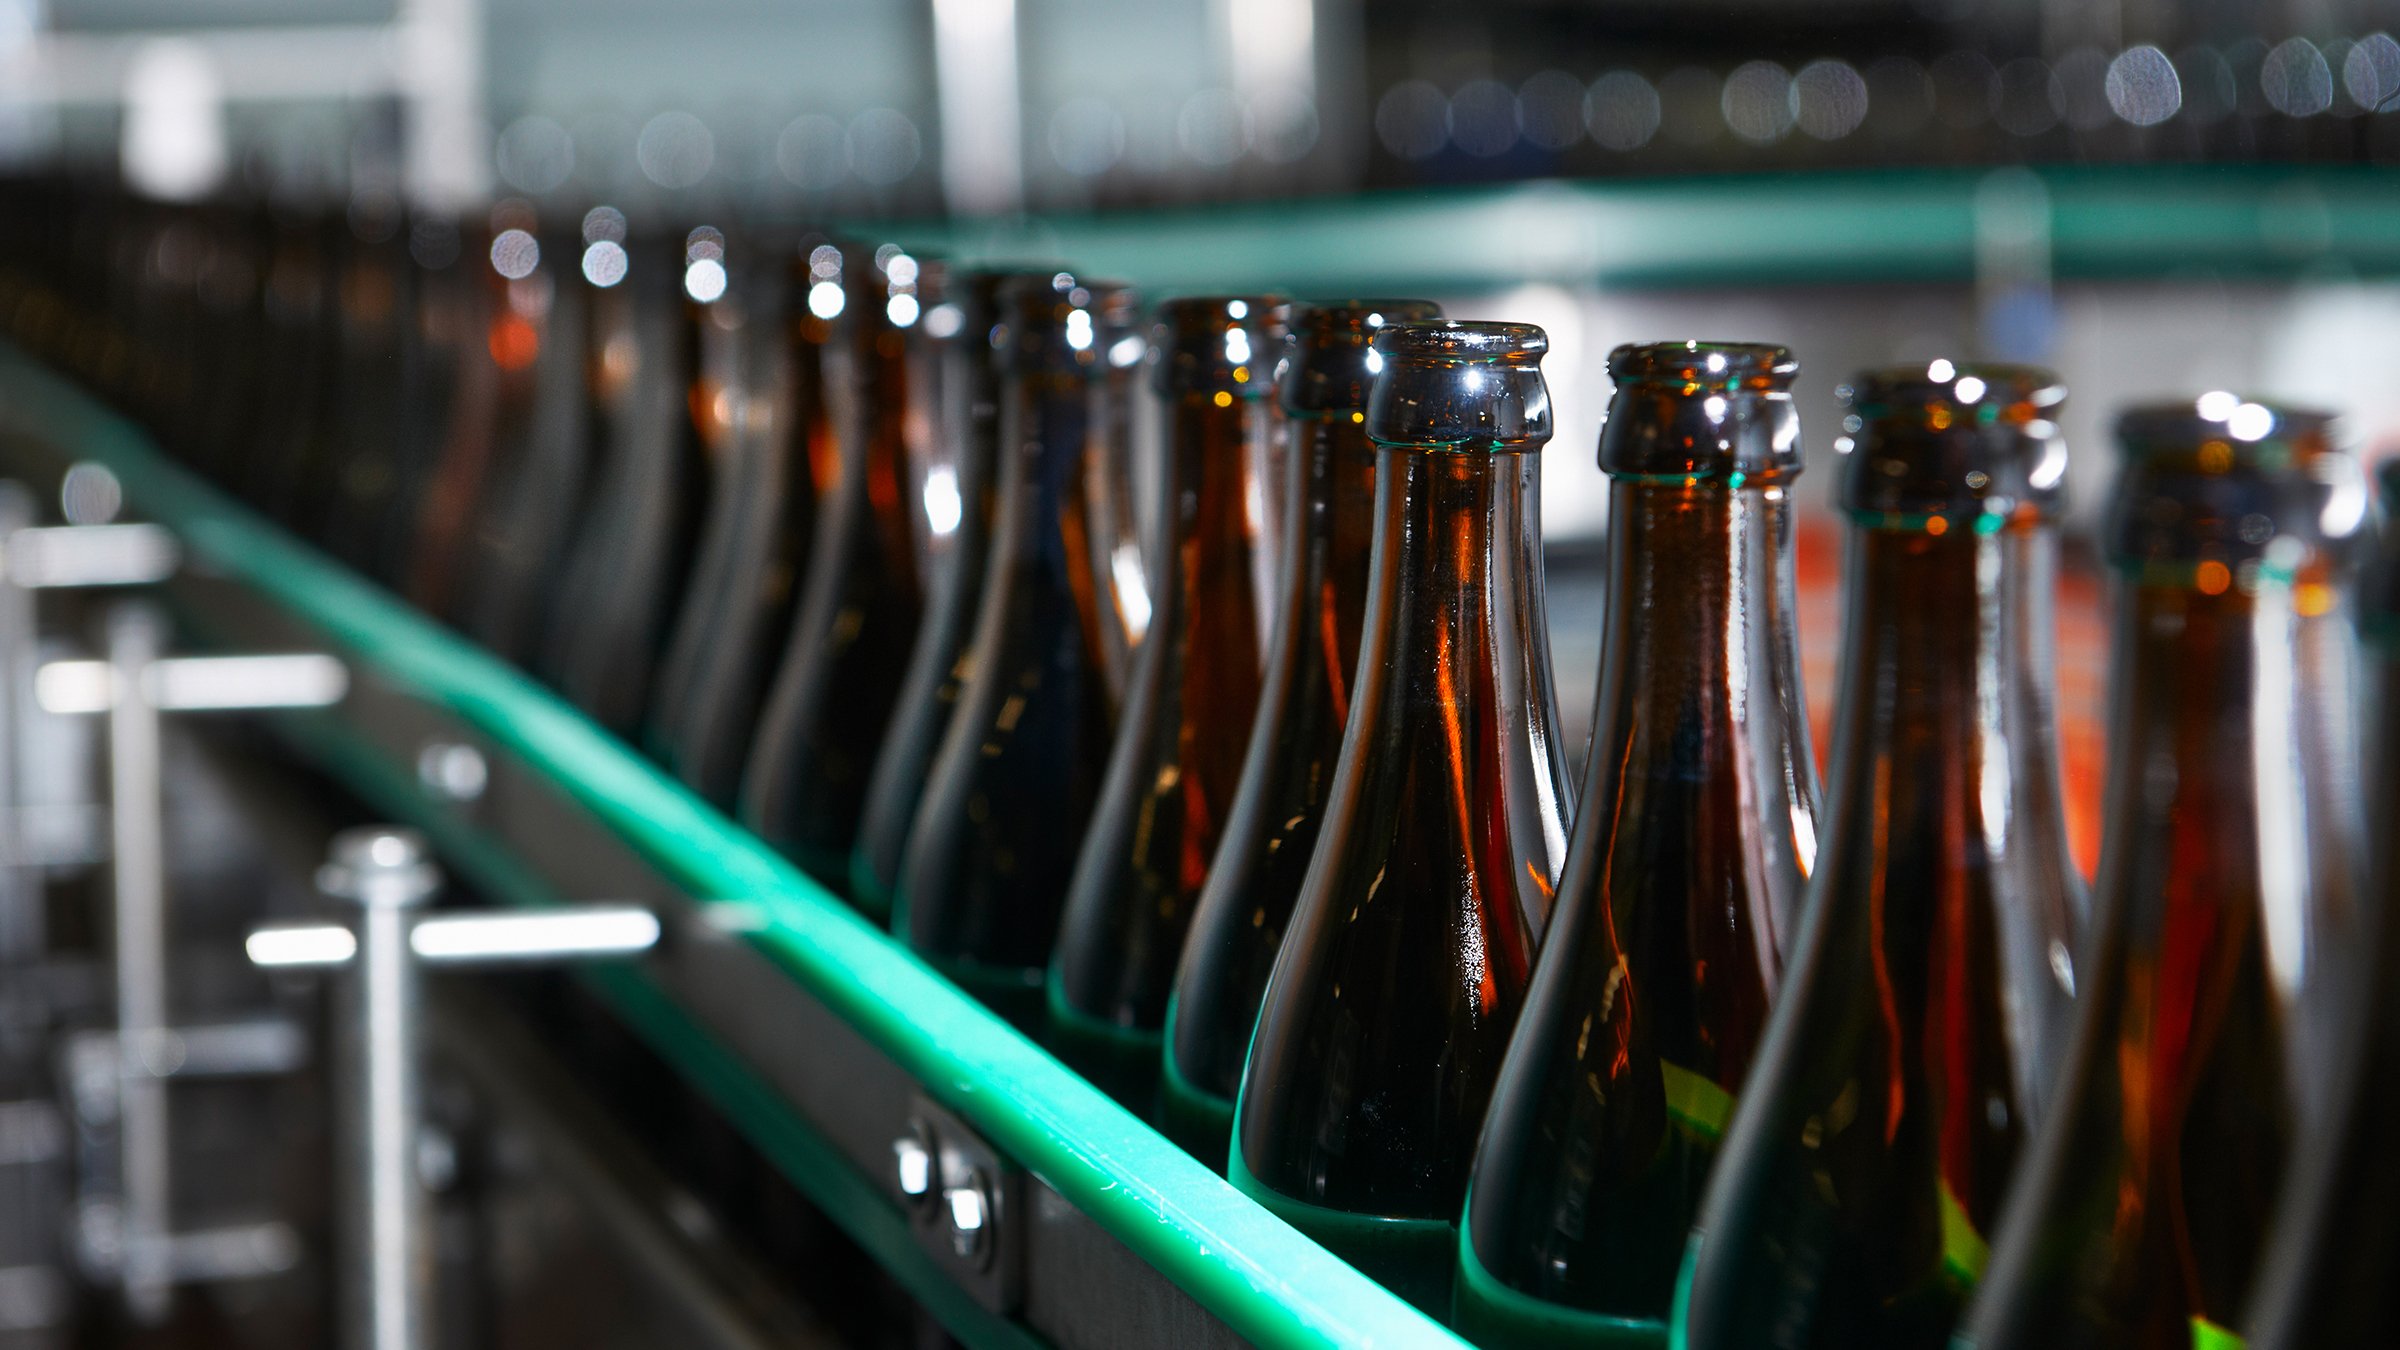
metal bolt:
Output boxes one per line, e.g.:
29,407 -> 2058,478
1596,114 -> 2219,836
893,1129 -> 934,1203
415,1126 -> 458,1194
944,1170 -> 993,1263
316,828 -> 440,912
415,743 -> 488,804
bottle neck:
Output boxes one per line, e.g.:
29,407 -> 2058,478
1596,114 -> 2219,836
1158,390 -> 1271,638
1280,411 -> 1379,702
1366,444 -> 1569,883
994,356 -> 1105,641
1592,478 -> 1818,882
2096,571 -> 2350,992
1825,521 -> 2073,867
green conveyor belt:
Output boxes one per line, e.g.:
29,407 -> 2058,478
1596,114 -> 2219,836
0,343 -> 1471,1350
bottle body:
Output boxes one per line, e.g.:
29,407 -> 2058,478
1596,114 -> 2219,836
1458,342 -> 1820,1338
740,246 -> 935,894
1959,402 -> 2359,1350
1234,321 -> 1572,1316
1162,299 -> 1440,1165
2245,462 -> 2400,1347
895,274 -> 1123,1029
1049,296 -> 1283,1107
1674,366 -> 2084,1350
851,270 -> 1020,916
539,230 -> 723,736
412,212 -> 546,618
652,239 -> 836,806
456,217 -> 608,667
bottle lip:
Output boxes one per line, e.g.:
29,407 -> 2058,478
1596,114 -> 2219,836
995,270 -> 1134,323
1279,300 -> 1442,415
1608,340 -> 1796,388
1839,363 -> 2069,525
1365,321 -> 1552,451
1843,361 -> 2065,416
1152,295 -> 1289,396
2106,397 -> 2363,583
2115,396 -> 2342,467
1371,320 -> 1546,363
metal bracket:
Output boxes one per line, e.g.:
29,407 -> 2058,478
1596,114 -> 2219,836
897,1095 -> 1023,1317
245,826 -> 659,1350
35,601 -> 345,1323
0,498 -> 177,967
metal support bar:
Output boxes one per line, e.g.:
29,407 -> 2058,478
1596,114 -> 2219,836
0,507 -> 169,964
320,829 -> 438,1350
36,654 -> 349,715
246,907 -> 662,970
0,487 -> 35,966
104,608 -> 170,1323
261,828 -> 658,1350
6,524 -> 179,590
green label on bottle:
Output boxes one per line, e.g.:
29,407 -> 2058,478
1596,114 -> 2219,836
1937,1179 -> 1989,1286
1659,1060 -> 1735,1140
2190,1315 -> 2245,1350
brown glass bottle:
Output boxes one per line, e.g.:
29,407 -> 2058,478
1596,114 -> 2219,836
247,210 -> 342,529
2246,459 -> 2400,1350
739,245 -> 936,895
850,269 -> 1038,917
1456,341 -> 1822,1335
1160,299 -> 1441,1166
453,209 -> 621,668
314,210 -> 411,570
409,208 -> 545,617
642,225 -> 768,760
894,271 -> 1125,1030
647,235 -> 838,805
1047,295 -> 1284,1106
1081,294 -> 1153,711
366,214 -> 475,589
1671,364 -> 2087,1350
1956,400 -> 2361,1350
539,227 -> 729,736
1232,320 -> 1574,1316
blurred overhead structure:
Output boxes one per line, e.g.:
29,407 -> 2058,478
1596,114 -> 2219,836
0,0 -> 486,208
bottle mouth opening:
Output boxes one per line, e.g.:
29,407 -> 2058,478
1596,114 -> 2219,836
996,271 -> 1133,325
2116,396 -> 2340,466
1846,361 -> 2063,415
1154,296 -> 1287,392
1282,301 -> 1444,415
1372,320 -> 1546,363
1608,340 -> 1795,388
1156,295 -> 1287,336
1291,299 -> 1443,340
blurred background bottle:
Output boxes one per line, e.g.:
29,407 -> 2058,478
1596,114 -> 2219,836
894,272 -> 1125,1030
1048,294 -> 1282,1109
536,223 -> 720,737
851,268 -> 1028,918
2245,460 -> 2400,1350
1958,398 -> 2364,1350
739,243 -> 937,899
1161,298 -> 1439,1168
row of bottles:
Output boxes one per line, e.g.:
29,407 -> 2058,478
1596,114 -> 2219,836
0,180 -> 2389,1348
